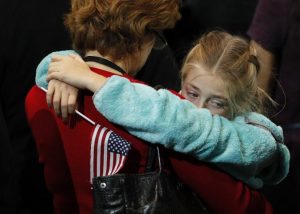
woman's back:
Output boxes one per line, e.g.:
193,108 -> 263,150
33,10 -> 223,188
25,68 -> 151,213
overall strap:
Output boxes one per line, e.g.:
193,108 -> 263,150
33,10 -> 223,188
83,56 -> 126,74
145,145 -> 161,173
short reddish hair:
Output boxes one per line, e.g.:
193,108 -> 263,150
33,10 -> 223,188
64,0 -> 181,60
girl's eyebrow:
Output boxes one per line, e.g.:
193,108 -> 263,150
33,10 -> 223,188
210,95 -> 227,101
188,84 -> 200,91
187,83 -> 228,103
188,84 -> 227,100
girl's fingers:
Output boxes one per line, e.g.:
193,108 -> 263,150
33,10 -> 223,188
46,73 -> 54,82
46,82 -> 55,107
48,63 -> 58,74
46,80 -> 79,122
51,54 -> 65,62
52,87 -> 62,116
68,54 -> 84,62
47,72 -> 61,82
60,89 -> 69,122
68,93 -> 77,114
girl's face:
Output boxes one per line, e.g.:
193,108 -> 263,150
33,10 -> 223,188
181,67 -> 230,118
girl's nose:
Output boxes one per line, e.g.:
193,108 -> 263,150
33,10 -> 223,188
195,100 -> 206,109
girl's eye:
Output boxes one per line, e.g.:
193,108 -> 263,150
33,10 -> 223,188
208,99 -> 226,109
187,91 -> 199,99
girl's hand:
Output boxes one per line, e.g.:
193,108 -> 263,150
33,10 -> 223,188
47,54 -> 94,90
47,79 -> 79,122
47,54 -> 108,93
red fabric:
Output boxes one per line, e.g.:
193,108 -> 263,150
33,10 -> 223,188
25,85 -> 79,214
169,89 -> 185,99
25,68 -> 273,214
169,153 -> 273,214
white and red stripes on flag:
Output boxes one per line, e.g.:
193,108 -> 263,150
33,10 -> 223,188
90,124 -> 131,183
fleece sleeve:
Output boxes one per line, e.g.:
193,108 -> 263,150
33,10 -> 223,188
93,75 -> 290,188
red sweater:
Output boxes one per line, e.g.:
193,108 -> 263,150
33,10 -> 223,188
25,67 -> 272,214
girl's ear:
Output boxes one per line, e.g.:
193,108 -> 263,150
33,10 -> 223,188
178,90 -> 182,95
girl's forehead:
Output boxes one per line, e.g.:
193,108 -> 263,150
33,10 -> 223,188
185,66 -> 215,81
184,68 -> 228,96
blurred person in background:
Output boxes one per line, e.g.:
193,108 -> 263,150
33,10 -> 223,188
248,0 -> 300,213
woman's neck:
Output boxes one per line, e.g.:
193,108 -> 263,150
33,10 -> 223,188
84,50 -> 127,75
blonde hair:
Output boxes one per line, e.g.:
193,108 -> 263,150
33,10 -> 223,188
181,31 -> 274,119
64,0 -> 181,60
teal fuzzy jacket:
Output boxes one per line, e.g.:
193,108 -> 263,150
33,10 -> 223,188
36,50 -> 290,189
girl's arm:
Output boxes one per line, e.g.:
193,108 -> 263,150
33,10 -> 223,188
92,76 -> 290,188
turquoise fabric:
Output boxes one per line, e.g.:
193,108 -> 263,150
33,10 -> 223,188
36,50 -> 290,189
94,76 -> 290,189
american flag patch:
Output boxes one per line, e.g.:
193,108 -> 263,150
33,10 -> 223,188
90,124 -> 131,182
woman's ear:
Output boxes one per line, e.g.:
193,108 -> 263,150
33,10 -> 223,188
178,90 -> 182,95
